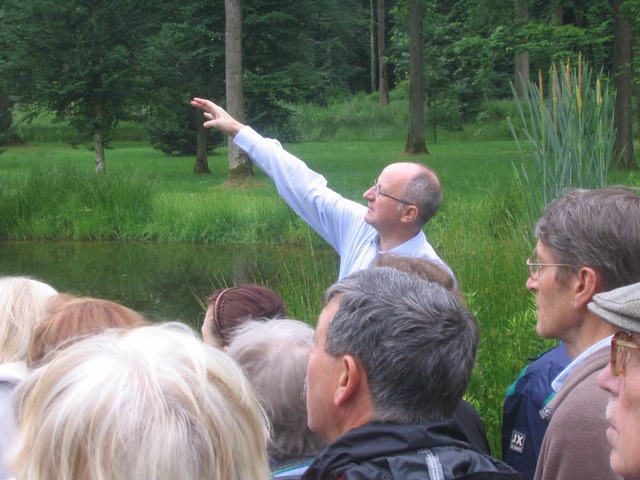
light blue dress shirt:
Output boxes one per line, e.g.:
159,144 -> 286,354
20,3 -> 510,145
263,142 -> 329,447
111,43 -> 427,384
234,127 -> 452,281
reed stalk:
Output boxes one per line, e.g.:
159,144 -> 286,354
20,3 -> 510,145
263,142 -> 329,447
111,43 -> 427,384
509,57 -> 615,240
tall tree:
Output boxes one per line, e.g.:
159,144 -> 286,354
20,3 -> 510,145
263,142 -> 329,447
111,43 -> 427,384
626,0 -> 640,149
0,3 -> 18,146
405,0 -> 428,154
378,0 -> 390,105
514,0 -> 530,98
241,0 -> 368,135
612,0 -> 635,169
142,1 -> 225,174
0,92 -> 17,145
225,0 -> 252,178
0,0 -> 160,173
370,0 -> 377,93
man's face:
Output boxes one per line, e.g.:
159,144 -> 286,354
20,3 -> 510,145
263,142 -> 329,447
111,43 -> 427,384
598,335 -> 640,480
526,240 -> 578,341
363,163 -> 415,230
306,297 -> 343,442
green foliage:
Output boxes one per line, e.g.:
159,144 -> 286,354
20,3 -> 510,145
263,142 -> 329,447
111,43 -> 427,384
142,1 -> 225,157
510,58 -> 616,238
11,110 -> 148,143
243,0 -> 370,103
238,0 -> 371,140
0,165 -> 154,240
289,92 -> 409,142
510,21 -> 613,73
148,104 -> 223,156
0,0 -> 163,162
289,92 -> 518,143
384,0 -> 617,136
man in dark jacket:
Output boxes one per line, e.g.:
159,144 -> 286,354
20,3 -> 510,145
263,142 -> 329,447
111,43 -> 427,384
294,267 -> 519,480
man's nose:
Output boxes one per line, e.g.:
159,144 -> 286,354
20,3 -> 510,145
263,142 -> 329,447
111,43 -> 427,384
363,186 -> 375,201
525,276 -> 538,291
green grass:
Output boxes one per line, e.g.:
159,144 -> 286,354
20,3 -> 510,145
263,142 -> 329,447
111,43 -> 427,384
1,121 -> 639,457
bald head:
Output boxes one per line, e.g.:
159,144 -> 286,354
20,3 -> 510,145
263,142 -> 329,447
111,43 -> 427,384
385,162 -> 441,226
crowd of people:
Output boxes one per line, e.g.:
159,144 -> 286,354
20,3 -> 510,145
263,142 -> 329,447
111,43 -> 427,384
0,99 -> 638,480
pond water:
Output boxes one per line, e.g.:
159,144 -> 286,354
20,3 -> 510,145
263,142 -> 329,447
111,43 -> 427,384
0,241 -> 338,328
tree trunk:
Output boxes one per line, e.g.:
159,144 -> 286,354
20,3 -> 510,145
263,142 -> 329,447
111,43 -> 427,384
225,0 -> 252,179
613,0 -> 635,169
514,0 -> 529,99
0,92 -> 20,145
550,0 -> 563,26
377,0 -> 389,106
94,100 -> 106,174
370,0 -> 376,94
193,121 -> 211,174
405,0 -> 427,155
94,130 -> 106,174
637,76 -> 640,153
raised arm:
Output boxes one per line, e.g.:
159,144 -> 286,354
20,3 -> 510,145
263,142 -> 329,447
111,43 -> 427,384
190,98 -> 245,138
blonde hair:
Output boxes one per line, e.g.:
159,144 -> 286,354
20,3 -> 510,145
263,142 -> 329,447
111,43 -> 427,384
371,254 -> 463,304
0,276 -> 57,363
11,322 -> 271,480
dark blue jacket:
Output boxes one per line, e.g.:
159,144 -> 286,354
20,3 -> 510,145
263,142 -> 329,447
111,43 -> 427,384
501,344 -> 570,480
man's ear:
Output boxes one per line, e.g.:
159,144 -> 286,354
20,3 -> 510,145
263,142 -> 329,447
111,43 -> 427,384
573,266 -> 599,308
334,355 -> 363,407
400,205 -> 420,224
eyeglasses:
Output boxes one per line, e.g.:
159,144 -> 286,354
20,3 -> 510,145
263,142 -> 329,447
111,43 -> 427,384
611,330 -> 640,376
526,257 -> 576,280
372,180 -> 413,205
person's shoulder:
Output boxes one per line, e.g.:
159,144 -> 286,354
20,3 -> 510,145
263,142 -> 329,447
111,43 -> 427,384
525,344 -> 570,375
338,446 -> 519,480
507,345 -> 569,402
271,458 -> 314,479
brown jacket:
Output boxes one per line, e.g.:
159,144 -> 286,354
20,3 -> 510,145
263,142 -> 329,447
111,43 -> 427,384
534,347 -> 621,480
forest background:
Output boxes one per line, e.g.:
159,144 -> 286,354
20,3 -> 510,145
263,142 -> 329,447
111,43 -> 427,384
1,0 -> 640,456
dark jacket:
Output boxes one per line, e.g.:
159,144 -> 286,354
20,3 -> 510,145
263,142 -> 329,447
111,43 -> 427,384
501,344 -> 570,480
454,399 -> 491,455
297,421 -> 520,480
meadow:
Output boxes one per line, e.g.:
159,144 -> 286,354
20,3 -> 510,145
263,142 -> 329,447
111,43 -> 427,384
1,97 -> 638,455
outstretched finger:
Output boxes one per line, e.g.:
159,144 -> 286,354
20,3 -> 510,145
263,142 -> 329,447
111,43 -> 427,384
190,97 -> 215,112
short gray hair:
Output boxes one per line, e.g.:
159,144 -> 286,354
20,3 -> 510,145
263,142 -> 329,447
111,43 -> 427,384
403,164 -> 442,226
323,268 -> 478,423
227,319 -> 326,464
536,187 -> 640,291
11,322 -> 271,480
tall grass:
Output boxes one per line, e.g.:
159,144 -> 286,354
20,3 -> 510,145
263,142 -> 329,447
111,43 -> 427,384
289,91 -> 517,143
510,57 -> 616,236
0,165 -> 154,240
11,110 -> 148,143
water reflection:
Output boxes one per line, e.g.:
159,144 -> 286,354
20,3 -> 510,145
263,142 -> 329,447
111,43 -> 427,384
0,241 -> 337,328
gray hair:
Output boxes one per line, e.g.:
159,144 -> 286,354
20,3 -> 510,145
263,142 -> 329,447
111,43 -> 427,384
536,187 -> 640,290
11,322 -> 271,480
227,319 -> 326,464
403,164 -> 442,226
323,267 -> 478,423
